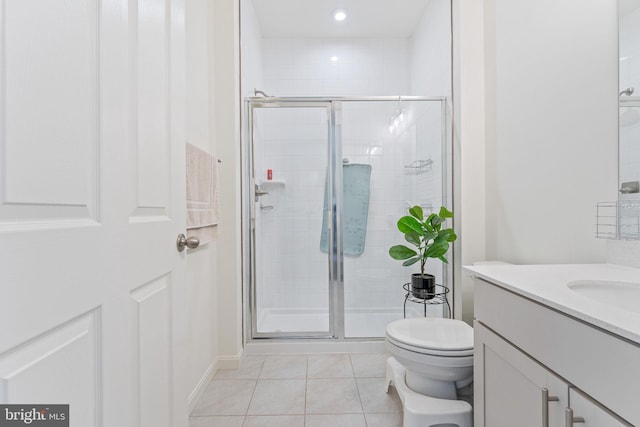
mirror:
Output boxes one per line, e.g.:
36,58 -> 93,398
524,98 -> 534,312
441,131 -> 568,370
619,0 -> 640,194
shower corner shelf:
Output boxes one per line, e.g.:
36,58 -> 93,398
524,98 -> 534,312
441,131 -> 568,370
257,178 -> 286,187
404,159 -> 433,175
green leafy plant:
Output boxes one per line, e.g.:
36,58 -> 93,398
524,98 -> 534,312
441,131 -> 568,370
389,206 -> 457,276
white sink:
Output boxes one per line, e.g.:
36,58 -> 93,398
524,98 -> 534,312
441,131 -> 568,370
567,280 -> 640,314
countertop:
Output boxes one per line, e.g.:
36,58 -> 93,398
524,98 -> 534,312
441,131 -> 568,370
463,263 -> 640,345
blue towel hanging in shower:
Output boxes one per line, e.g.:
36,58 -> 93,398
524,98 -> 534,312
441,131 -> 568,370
320,163 -> 372,256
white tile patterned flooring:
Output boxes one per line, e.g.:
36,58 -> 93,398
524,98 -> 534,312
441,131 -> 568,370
190,353 -> 403,427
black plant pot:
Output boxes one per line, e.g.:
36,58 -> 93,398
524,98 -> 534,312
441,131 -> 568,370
410,273 -> 436,300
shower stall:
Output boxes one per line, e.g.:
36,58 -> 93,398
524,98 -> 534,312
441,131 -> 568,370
243,96 -> 451,340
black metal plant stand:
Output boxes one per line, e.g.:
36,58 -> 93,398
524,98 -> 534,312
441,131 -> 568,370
403,283 -> 451,319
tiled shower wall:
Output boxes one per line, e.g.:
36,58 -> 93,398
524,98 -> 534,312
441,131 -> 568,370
262,38 -> 410,96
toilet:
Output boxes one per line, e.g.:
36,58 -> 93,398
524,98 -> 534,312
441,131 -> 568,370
386,317 -> 474,399
385,317 -> 474,427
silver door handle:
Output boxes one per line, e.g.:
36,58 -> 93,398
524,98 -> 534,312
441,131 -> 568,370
254,183 -> 269,202
565,408 -> 585,426
176,233 -> 200,252
542,388 -> 559,427
254,190 -> 269,202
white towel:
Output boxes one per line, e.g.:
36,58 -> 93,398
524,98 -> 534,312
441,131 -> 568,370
186,142 -> 220,244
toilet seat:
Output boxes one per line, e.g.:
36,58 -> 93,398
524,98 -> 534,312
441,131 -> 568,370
386,318 -> 473,357
386,335 -> 473,359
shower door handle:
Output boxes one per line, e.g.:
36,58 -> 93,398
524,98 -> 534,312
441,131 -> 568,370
254,184 -> 269,202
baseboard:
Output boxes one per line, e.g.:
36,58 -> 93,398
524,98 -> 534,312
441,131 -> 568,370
187,350 -> 245,413
188,359 -> 218,413
216,349 -> 244,369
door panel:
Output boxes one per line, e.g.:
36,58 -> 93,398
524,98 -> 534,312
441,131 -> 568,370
2,0 -> 98,213
0,310 -> 99,426
1,0 -> 98,222
0,1 -> 187,426
132,0 -> 171,217
475,321 -> 567,427
250,105 -> 333,337
131,276 -> 171,427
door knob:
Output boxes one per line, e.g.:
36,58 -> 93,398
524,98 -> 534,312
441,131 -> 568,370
176,233 -> 200,252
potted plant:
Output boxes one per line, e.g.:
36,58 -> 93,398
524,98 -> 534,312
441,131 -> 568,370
389,206 -> 457,299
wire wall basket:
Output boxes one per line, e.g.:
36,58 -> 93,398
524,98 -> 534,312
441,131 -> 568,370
596,201 -> 640,240
404,159 -> 433,175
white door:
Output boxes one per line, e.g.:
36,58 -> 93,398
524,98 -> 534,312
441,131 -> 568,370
0,1 -> 187,427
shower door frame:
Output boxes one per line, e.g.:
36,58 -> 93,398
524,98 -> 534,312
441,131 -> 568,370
246,99 -> 341,339
243,96 -> 449,341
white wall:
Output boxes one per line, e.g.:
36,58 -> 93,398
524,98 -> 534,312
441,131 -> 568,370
184,0 -> 244,409
455,0 -> 619,323
240,0 -> 263,98
483,0 -> 618,265
212,0 -> 244,366
185,0 -> 219,408
410,0 -> 451,96
453,0 -> 487,323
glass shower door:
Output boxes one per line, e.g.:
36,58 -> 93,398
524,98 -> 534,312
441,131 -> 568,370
340,100 -> 448,338
245,97 -> 449,341
249,103 -> 334,337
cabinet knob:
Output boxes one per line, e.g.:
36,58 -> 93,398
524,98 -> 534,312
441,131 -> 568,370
542,388 -> 560,427
565,408 -> 586,426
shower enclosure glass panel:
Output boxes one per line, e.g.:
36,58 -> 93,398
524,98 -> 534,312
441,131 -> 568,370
341,101 -> 447,338
246,97 -> 448,340
250,105 -> 333,336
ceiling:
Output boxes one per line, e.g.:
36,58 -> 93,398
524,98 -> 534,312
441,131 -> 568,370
250,0 -> 431,38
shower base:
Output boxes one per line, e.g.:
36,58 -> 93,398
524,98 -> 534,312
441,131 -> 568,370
255,306 -> 442,338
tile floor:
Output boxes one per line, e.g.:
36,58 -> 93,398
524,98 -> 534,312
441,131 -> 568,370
190,353 -> 403,427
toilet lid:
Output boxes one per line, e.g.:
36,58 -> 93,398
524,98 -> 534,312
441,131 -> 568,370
386,318 -> 473,352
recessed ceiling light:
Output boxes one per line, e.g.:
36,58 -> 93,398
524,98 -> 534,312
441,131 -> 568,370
331,56 -> 339,62
332,9 -> 347,22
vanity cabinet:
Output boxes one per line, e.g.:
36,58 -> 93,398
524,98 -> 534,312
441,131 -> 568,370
473,278 -> 638,427
568,388 -> 628,427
